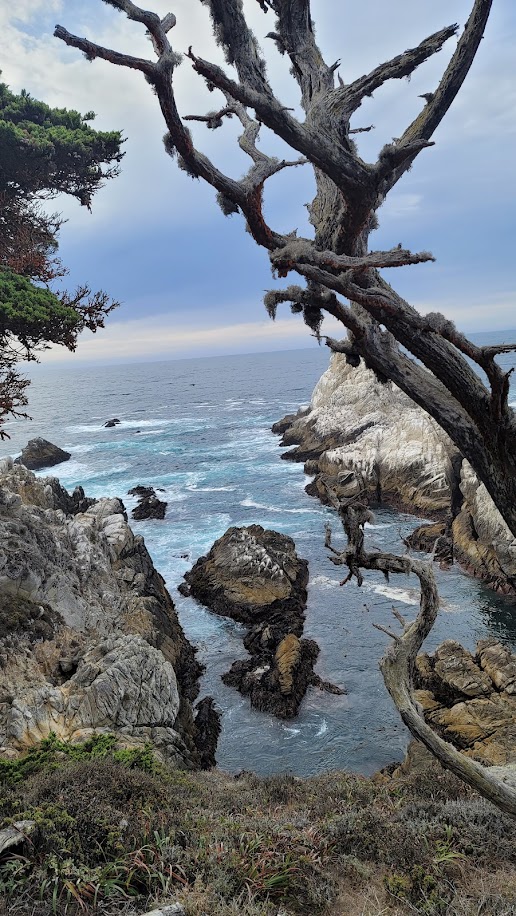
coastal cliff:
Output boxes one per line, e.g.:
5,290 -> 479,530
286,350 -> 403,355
0,457 -> 215,768
274,354 -> 516,593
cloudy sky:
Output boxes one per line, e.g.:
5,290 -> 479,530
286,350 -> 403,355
2,0 -> 515,364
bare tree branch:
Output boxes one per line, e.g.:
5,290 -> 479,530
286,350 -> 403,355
199,0 -> 272,95
270,239 -> 436,272
272,0 -> 335,110
378,0 -> 493,193
53,26 -> 157,76
331,24 -> 458,120
186,48 -> 373,199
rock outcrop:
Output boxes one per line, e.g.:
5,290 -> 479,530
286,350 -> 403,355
104,418 -> 121,428
180,525 -> 309,626
128,485 -> 167,521
415,639 -> 516,766
181,525 -> 340,717
15,438 -> 71,471
274,354 -> 516,593
0,458 -> 218,768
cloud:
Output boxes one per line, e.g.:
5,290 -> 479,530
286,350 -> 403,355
417,291 -> 516,332
381,193 -> 423,219
41,312 -> 344,365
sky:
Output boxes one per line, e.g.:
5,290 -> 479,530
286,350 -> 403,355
1,0 -> 515,365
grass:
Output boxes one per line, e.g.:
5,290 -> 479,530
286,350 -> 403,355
1,736 -> 516,915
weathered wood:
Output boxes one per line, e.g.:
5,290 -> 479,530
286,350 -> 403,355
326,509 -> 516,818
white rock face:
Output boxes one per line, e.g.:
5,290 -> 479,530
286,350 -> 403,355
283,354 -> 456,515
276,355 -> 516,591
0,459 -> 202,764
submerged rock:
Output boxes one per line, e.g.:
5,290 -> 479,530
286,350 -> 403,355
415,638 -> 516,766
104,418 -> 121,428
0,458 -> 214,769
274,354 -> 516,593
15,438 -> 71,471
182,525 -> 342,717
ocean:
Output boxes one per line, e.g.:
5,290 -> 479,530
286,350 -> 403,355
2,340 -> 516,776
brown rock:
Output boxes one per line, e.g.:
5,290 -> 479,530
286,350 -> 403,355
477,639 -> 516,694
432,640 -> 492,700
181,525 -> 308,626
414,638 -> 516,767
15,438 -> 71,471
276,633 -> 302,695
222,637 -> 320,719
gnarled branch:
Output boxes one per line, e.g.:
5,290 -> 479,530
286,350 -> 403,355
378,0 -> 493,193
327,507 -> 516,817
330,24 -> 458,120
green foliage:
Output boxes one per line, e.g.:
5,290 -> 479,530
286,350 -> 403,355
0,81 -> 123,207
1,746 -> 516,914
0,78 -> 122,434
0,733 -> 159,788
0,269 -> 79,348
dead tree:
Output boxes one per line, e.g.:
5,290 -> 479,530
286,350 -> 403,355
55,1 -> 516,812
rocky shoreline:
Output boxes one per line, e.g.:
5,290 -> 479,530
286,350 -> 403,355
273,354 -> 516,594
0,458 -> 218,769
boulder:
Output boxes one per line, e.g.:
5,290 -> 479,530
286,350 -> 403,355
0,458 -> 214,769
15,438 -> 71,471
104,418 -> 121,428
415,638 -> 516,766
180,524 -> 308,626
222,635 -> 321,719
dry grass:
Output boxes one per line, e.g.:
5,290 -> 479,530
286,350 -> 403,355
1,736 -> 516,915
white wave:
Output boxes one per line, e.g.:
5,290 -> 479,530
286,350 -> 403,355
365,522 -> 394,530
510,400 -> 516,408
282,726 -> 301,737
68,418 -> 173,432
240,497 -> 319,515
364,581 -> 460,612
37,459 -> 86,479
364,582 -> 420,605
311,575 -> 341,589
68,443 -> 96,454
315,719 -> 328,737
186,485 -> 236,492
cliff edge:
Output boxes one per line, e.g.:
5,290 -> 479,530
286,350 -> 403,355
0,458 -> 216,768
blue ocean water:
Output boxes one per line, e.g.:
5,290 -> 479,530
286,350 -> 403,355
2,344 -> 516,776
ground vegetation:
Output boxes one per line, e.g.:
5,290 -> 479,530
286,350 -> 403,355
2,736 -> 516,916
